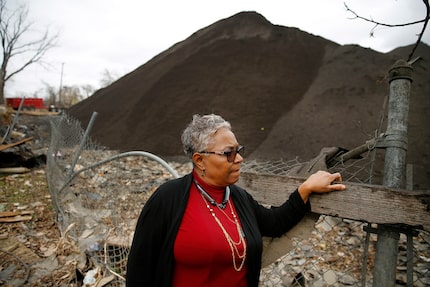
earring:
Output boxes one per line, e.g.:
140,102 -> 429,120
201,169 -> 205,177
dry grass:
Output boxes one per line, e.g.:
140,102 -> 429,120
0,168 -> 81,286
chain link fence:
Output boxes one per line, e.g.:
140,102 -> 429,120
247,155 -> 429,287
46,112 -> 429,286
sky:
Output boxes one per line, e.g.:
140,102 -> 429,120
4,0 -> 429,98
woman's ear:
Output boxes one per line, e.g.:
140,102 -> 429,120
192,153 -> 205,170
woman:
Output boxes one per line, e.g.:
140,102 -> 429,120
126,114 -> 346,287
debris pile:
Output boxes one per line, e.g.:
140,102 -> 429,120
1,112 -> 429,286
0,106 -> 49,174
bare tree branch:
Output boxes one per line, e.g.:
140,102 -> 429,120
0,0 -> 58,104
344,0 -> 430,61
409,0 -> 430,61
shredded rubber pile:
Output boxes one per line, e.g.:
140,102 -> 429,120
68,11 -> 430,189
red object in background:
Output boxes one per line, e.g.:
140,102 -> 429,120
6,98 -> 46,110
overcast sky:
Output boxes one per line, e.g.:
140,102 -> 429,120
4,0 -> 429,98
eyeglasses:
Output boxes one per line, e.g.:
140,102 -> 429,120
199,145 -> 245,162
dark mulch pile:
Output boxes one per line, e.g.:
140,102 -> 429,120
68,11 -> 430,189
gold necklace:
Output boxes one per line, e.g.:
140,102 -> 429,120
200,194 -> 247,271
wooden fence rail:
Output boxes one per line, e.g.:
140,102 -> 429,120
238,172 -> 430,232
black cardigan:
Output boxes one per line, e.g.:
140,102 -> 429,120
126,173 -> 310,287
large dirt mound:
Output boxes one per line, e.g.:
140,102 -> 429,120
68,11 -> 430,189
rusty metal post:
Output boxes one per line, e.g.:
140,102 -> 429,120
372,60 -> 413,287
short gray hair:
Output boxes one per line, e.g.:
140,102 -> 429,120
181,114 -> 231,158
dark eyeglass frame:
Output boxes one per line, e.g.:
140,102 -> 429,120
199,145 -> 245,162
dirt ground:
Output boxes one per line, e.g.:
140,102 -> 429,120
0,169 -> 68,286
0,113 -> 80,286
1,107 -> 429,286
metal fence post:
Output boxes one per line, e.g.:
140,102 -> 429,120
372,60 -> 413,287
1,96 -> 25,144
67,111 -> 98,179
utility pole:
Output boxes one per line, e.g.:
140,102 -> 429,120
58,62 -> 64,106
372,59 -> 413,287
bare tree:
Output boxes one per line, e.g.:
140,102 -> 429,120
59,85 -> 83,108
99,68 -> 119,88
42,81 -> 57,106
345,0 -> 430,61
81,84 -> 95,98
43,82 -> 89,107
0,0 -> 58,105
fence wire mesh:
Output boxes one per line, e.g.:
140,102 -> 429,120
45,113 -> 429,287
250,156 -> 429,287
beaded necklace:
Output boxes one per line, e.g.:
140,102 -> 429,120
194,180 -> 230,209
194,181 -> 247,271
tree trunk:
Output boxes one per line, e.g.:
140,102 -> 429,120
0,70 -> 5,105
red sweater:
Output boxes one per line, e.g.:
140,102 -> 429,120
173,175 -> 247,287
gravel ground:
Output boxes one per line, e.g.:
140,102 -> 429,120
1,113 -> 429,286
